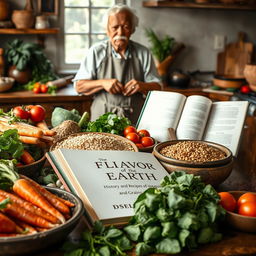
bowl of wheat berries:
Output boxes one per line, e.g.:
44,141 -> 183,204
0,186 -> 84,256
153,140 -> 233,187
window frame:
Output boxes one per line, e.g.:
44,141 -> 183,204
57,0 -> 127,74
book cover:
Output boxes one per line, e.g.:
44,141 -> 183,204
46,150 -> 169,226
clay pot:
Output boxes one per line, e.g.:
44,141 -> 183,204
8,65 -> 32,84
0,0 -> 9,21
12,10 -> 35,29
244,64 -> 256,92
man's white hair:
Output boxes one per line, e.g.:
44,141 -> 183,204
103,4 -> 139,33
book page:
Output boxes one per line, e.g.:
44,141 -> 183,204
136,91 -> 186,142
176,95 -> 212,140
52,150 -> 169,224
203,101 -> 249,156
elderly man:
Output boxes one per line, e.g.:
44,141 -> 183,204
74,4 -> 161,124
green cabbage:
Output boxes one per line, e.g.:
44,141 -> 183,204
51,107 -> 81,127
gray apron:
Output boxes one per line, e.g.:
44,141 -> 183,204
90,41 -> 144,124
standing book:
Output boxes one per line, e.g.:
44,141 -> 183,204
46,150 -> 169,226
136,91 -> 249,156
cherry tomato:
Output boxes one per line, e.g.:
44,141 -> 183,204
136,143 -> 144,149
33,82 -> 41,89
124,126 -> 137,137
240,85 -> 250,94
141,136 -> 154,147
29,105 -> 46,122
137,129 -> 150,137
238,202 -> 256,217
126,132 -> 140,143
40,84 -> 48,93
13,106 -> 30,120
218,192 -> 237,212
237,193 -> 256,209
33,87 -> 41,94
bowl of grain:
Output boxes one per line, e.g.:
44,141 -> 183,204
50,132 -> 138,152
153,140 -> 233,186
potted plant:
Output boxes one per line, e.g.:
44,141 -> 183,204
145,29 -> 185,78
5,39 -> 57,85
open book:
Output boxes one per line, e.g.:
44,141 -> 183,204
46,150 -> 169,227
136,91 -> 249,156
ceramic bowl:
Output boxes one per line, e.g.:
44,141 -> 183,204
0,187 -> 84,256
0,77 -> 14,92
226,191 -> 256,233
153,140 -> 233,187
213,75 -> 245,89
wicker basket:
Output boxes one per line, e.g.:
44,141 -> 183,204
12,10 -> 34,29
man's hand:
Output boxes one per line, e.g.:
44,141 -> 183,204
102,79 -> 123,94
123,79 -> 141,96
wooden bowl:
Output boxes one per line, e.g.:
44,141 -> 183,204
153,140 -> 233,186
213,75 -> 245,89
0,187 -> 84,256
50,132 -> 138,152
226,191 -> 256,233
17,149 -> 46,179
0,77 -> 14,92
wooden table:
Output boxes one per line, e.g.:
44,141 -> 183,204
25,116 -> 256,256
0,84 -> 92,124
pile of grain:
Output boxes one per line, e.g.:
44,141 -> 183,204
52,120 -> 81,141
160,141 -> 226,163
51,133 -> 135,151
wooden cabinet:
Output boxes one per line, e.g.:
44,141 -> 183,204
0,84 -> 92,125
143,1 -> 256,10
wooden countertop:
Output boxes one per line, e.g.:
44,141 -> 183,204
0,84 -> 92,103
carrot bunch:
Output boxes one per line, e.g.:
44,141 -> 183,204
0,116 -> 56,148
0,160 -> 75,237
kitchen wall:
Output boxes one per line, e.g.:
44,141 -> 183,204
0,0 -> 255,74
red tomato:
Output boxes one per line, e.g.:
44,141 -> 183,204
136,143 -> 144,149
33,87 -> 41,94
40,84 -> 48,93
124,126 -> 137,137
126,132 -> 140,143
33,82 -> 41,88
218,192 -> 237,212
29,105 -> 46,122
13,106 -> 30,120
237,193 -> 256,209
137,129 -> 150,137
141,136 -> 154,147
238,202 -> 256,217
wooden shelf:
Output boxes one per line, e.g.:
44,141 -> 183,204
143,1 -> 256,10
0,28 -> 60,47
0,28 -> 60,35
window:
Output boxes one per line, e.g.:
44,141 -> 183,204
61,0 -> 126,72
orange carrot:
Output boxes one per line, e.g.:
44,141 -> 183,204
13,219 -> 38,234
36,227 -> 49,232
36,121 -> 56,136
20,150 -> 35,165
0,190 -> 60,224
0,121 -> 43,138
58,197 -> 75,208
40,135 -> 54,143
0,195 -> 57,229
19,135 -> 41,145
21,175 -> 71,215
12,179 -> 66,224
0,212 -> 17,233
